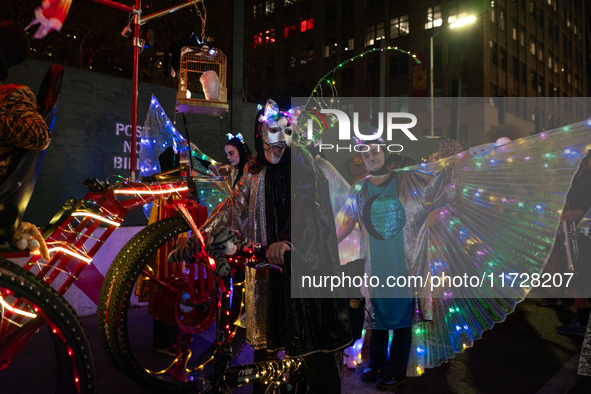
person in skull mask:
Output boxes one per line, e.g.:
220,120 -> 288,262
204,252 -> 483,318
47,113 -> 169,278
170,99 -> 352,393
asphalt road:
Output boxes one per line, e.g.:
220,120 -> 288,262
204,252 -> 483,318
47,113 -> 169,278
2,295 -> 590,394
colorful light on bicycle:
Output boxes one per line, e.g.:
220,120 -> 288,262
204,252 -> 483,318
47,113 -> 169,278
0,296 -> 37,318
71,212 -> 121,227
47,247 -> 93,264
114,186 -> 189,195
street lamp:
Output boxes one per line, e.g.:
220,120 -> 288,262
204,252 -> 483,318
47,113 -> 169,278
429,16 -> 477,137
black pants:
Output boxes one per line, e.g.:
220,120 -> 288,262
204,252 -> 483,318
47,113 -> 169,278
253,349 -> 342,394
368,327 -> 412,380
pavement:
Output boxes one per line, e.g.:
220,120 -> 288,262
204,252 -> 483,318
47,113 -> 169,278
1,295 -> 591,394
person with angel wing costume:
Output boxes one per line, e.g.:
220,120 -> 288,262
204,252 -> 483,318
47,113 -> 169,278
139,95 -> 233,215
335,123 -> 591,389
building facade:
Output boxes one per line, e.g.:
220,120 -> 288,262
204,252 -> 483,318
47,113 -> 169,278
244,0 -> 588,144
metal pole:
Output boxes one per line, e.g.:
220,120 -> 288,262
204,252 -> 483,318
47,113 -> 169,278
430,34 -> 434,137
231,0 -> 244,135
130,0 -> 141,180
379,39 -> 386,112
140,0 -> 203,25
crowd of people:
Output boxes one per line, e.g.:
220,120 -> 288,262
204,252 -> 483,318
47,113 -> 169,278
2,16 -> 590,392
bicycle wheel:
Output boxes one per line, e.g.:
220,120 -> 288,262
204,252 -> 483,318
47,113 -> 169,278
0,257 -> 96,394
98,216 -> 246,392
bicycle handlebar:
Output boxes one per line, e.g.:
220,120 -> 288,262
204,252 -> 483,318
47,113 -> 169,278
231,245 -> 284,273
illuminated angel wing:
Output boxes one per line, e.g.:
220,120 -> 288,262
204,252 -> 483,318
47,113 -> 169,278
315,156 -> 361,265
408,121 -> 591,376
139,95 -> 231,217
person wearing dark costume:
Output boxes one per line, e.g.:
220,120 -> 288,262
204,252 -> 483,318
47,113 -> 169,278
173,100 -> 351,392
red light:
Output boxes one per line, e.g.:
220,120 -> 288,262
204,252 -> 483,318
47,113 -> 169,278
284,27 -> 289,38
308,18 -> 314,30
300,20 -> 307,32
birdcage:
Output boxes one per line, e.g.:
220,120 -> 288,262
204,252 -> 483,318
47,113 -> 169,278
176,46 -> 228,116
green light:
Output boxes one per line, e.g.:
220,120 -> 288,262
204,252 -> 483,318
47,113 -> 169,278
463,188 -> 468,192
518,202 -> 524,207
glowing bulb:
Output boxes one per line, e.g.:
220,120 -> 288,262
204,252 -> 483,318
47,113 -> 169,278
186,89 -> 191,99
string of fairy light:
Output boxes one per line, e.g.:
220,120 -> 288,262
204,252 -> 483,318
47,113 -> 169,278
298,46 -> 421,146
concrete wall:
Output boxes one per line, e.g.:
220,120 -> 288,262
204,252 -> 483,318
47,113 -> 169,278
8,58 -> 258,226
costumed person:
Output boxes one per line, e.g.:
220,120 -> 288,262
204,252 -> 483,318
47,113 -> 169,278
386,153 -> 403,171
169,99 -> 352,393
400,155 -> 415,168
555,152 -> 591,336
334,122 -> 591,385
208,133 -> 253,189
0,20 -> 50,259
336,139 -> 477,391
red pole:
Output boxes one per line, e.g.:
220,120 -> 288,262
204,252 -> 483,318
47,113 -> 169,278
90,0 -> 133,13
130,0 -> 141,180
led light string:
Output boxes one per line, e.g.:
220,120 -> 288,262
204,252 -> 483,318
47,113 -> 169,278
299,46 -> 421,146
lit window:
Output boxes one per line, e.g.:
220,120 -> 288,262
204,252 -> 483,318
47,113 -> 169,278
425,5 -> 442,29
324,39 -> 337,58
301,17 -> 314,32
390,15 -> 409,38
265,0 -> 275,14
254,29 -> 275,48
284,23 -> 296,38
341,32 -> 354,52
366,23 -> 385,46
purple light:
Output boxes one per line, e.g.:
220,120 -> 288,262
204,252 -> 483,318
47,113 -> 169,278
540,132 -> 547,139
524,156 -> 531,161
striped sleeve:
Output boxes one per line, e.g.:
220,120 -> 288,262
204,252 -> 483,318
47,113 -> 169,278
0,85 -> 50,150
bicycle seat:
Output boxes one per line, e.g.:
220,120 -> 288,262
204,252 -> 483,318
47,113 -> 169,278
0,65 -> 64,243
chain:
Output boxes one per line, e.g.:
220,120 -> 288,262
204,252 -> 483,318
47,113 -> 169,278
193,0 -> 207,43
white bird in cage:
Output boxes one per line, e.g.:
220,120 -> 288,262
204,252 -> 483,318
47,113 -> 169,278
200,70 -> 219,101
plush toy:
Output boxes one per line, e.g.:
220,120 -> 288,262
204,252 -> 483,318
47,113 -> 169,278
167,226 -> 242,276
12,221 -> 49,260
205,227 -> 241,276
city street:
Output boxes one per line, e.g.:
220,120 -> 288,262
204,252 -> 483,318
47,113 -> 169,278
3,295 -> 590,394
